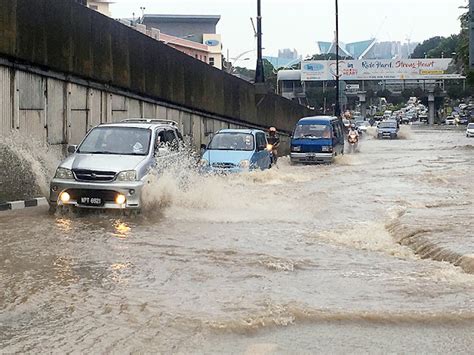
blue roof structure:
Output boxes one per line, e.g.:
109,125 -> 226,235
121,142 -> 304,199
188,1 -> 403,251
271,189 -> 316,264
317,39 -> 376,59
264,56 -> 301,69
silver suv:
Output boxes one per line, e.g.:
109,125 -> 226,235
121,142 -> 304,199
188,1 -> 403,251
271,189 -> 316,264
49,119 -> 183,212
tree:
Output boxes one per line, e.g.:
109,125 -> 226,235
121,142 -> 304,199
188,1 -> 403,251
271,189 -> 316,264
401,89 -> 414,101
412,36 -> 444,58
377,89 -> 392,98
308,53 -> 352,60
305,85 -> 337,113
263,59 -> 278,91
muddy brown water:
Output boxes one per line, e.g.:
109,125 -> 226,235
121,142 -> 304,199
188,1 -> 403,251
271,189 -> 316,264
1,127 -> 473,353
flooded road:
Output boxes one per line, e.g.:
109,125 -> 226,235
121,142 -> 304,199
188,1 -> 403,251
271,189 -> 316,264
1,128 -> 473,353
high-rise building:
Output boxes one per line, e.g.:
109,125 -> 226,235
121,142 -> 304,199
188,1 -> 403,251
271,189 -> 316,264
317,39 -> 418,60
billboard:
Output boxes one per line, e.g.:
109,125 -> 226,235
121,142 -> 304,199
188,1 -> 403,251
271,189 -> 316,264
301,59 -> 455,81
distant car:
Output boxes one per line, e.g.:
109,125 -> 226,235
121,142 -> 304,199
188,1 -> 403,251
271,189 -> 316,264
355,120 -> 369,132
419,114 -> 428,123
383,110 -> 393,120
200,129 -> 272,173
377,120 -> 399,139
466,123 -> 474,137
401,115 -> 411,124
459,116 -> 469,125
445,116 -> 455,125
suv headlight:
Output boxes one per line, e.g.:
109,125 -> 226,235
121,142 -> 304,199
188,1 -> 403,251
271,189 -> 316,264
199,159 -> 209,167
54,167 -> 73,179
292,146 -> 301,152
117,170 -> 137,181
239,160 -> 250,169
321,146 -> 333,152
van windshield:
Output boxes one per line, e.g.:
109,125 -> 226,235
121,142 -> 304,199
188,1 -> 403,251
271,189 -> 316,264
208,133 -> 254,151
78,127 -> 151,156
294,124 -> 332,139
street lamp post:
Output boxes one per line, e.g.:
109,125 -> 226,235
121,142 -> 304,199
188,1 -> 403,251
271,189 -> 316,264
334,0 -> 341,117
255,0 -> 265,83
335,0 -> 341,117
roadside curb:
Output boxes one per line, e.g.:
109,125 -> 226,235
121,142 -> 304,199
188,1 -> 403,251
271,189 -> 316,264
0,197 -> 48,212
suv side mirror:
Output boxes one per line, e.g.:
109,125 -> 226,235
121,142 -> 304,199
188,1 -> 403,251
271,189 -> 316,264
67,145 -> 77,154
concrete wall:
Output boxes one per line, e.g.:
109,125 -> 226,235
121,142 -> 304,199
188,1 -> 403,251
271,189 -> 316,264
0,0 -> 311,135
0,63 -> 271,152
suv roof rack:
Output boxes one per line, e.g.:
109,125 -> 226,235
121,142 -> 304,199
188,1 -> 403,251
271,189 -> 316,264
121,118 -> 178,126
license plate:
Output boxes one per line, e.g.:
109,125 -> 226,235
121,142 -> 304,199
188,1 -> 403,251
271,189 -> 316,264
79,196 -> 103,206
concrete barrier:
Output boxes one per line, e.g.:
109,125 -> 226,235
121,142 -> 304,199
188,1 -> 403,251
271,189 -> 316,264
0,0 -> 311,134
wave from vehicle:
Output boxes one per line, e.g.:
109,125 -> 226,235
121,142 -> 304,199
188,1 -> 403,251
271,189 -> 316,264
0,133 -> 62,200
206,301 -> 474,335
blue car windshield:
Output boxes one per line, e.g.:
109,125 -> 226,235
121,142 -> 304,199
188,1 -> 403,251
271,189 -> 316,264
208,133 -> 254,151
78,127 -> 152,156
294,124 -> 332,139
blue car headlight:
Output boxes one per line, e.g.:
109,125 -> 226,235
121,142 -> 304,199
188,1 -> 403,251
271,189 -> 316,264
239,160 -> 250,169
321,146 -> 333,152
292,146 -> 301,152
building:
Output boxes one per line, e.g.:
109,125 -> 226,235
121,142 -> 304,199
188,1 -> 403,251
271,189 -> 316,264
117,19 -> 222,69
142,14 -> 223,69
159,33 -> 214,65
264,48 -> 302,69
317,39 -> 418,60
75,0 -> 114,17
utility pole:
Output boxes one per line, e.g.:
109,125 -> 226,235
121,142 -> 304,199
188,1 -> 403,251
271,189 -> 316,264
470,0 -> 474,69
335,0 -> 341,117
255,0 -> 265,83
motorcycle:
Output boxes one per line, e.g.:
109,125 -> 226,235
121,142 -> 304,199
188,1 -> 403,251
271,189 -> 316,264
347,132 -> 359,154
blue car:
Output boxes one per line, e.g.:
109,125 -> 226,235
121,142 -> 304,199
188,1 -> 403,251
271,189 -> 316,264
200,129 -> 272,173
376,120 -> 399,139
290,116 -> 345,164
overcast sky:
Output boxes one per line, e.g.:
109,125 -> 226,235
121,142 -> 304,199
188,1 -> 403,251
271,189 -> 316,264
111,0 -> 466,65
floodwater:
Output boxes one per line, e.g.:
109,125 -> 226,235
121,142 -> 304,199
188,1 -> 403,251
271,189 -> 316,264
1,128 -> 473,353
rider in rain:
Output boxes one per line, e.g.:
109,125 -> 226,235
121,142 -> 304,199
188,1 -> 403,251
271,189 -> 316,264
267,127 -> 280,164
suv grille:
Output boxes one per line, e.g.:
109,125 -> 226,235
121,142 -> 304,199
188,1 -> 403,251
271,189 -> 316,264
211,162 -> 236,169
73,169 -> 117,182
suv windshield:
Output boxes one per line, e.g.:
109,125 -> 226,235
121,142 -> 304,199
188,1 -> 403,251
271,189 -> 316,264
78,126 -> 152,156
294,124 -> 332,139
468,123 -> 474,129
379,122 -> 397,129
208,133 -> 254,151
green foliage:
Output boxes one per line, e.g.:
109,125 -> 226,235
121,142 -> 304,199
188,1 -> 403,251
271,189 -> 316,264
308,53 -> 352,60
377,89 -> 392,98
263,59 -> 278,91
401,89 -> 414,100
412,35 -> 459,59
305,85 -> 337,112
412,36 -> 444,58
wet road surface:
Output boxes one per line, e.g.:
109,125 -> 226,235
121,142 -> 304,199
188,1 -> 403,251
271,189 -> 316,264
1,127 -> 473,353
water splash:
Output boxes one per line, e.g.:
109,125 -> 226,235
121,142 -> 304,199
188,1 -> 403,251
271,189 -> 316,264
0,132 -> 62,200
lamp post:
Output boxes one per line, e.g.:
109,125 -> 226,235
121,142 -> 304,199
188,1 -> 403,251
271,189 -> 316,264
335,0 -> 341,117
255,0 -> 265,83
